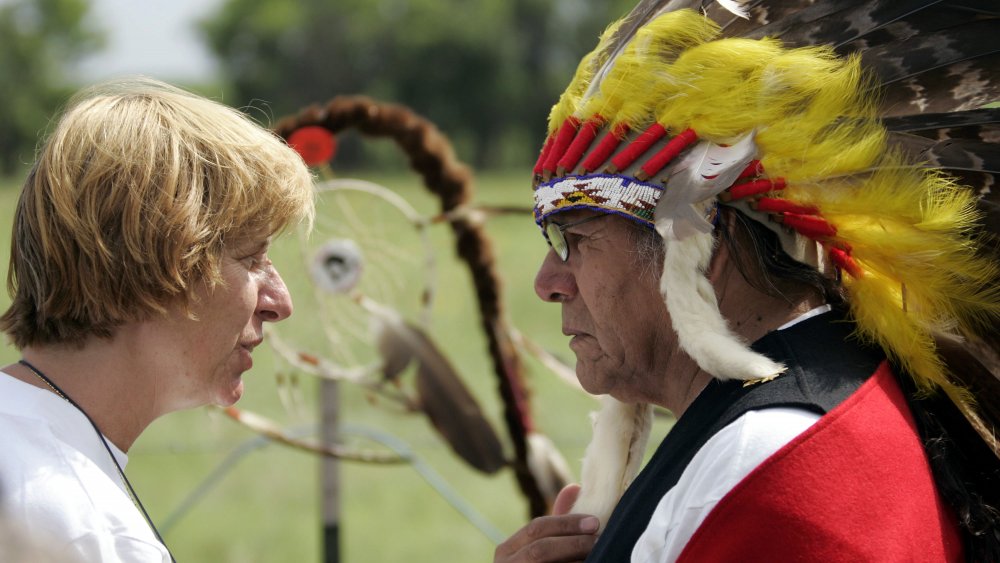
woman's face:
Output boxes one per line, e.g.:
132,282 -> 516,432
149,237 -> 294,410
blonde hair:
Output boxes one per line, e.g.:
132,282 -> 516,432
1,77 -> 315,347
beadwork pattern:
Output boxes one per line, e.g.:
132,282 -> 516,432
533,173 -> 662,225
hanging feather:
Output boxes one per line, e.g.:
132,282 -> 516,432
659,230 -> 787,381
651,130 -> 770,384
525,432 -> 575,509
223,407 -> 405,463
412,340 -> 508,474
363,297 -> 507,474
571,397 -> 653,531
373,314 -> 417,384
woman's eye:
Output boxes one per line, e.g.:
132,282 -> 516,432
244,253 -> 268,271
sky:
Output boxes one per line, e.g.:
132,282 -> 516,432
75,0 -> 223,83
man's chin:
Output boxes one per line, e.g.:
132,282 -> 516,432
574,366 -> 608,396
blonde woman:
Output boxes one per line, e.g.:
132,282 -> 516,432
0,78 -> 314,562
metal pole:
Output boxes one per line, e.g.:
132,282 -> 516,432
320,379 -> 341,563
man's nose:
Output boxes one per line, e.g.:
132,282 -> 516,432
534,250 -> 576,303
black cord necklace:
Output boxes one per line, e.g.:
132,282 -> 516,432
18,359 -> 176,562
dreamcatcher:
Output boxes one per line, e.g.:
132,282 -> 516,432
223,96 -> 580,518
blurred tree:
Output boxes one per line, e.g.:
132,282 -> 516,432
0,0 -> 104,176
200,0 -> 633,169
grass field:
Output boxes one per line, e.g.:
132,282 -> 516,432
0,170 -> 673,562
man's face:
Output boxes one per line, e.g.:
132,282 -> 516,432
534,210 -> 680,404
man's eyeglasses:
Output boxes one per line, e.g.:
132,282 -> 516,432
543,213 -> 609,262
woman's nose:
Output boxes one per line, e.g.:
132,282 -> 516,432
258,266 -> 294,322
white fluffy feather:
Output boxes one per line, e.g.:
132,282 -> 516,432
660,230 -> 786,380
526,432 -> 575,507
571,396 -> 653,530
716,0 -> 750,19
657,133 -> 757,240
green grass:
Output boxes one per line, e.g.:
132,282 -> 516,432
0,171 -> 673,562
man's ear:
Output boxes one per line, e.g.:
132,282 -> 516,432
706,206 -> 734,286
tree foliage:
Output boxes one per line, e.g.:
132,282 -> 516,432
0,0 -> 104,175
200,0 -> 634,169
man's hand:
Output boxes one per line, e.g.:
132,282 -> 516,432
493,484 -> 599,563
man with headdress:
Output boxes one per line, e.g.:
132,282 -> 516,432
495,1 -> 1000,561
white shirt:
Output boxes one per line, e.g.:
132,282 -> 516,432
0,371 -> 171,562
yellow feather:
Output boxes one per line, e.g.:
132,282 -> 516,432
844,270 -> 947,390
548,49 -> 599,135
548,20 -> 625,134
845,267 -> 996,457
655,39 -> 786,138
785,160 -> 1000,331
582,10 -> 719,131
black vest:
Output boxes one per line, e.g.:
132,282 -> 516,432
585,311 -> 886,562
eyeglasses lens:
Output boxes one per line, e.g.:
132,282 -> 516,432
544,222 -> 569,261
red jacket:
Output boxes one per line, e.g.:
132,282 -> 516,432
678,362 -> 963,562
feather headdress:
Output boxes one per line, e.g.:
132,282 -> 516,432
532,0 -> 1000,528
